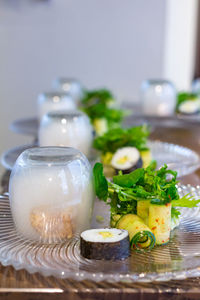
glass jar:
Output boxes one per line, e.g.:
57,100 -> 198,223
9,147 -> 94,243
192,78 -> 200,95
38,111 -> 93,157
37,92 -> 76,120
53,78 -> 84,104
140,79 -> 176,116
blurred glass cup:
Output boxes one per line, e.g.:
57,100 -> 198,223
37,92 -> 76,120
9,147 -> 94,243
140,79 -> 176,116
192,78 -> 200,95
53,78 -> 84,104
38,111 -> 93,157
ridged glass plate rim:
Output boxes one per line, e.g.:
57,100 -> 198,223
1,141 -> 200,178
1,185 -> 200,282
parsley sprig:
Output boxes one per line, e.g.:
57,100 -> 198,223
93,162 -> 200,216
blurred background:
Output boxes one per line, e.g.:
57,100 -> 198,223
0,0 -> 199,165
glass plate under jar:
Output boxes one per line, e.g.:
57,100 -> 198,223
1,184 -> 200,282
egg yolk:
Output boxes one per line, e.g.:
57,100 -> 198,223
98,231 -> 113,238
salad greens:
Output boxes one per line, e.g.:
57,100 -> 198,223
93,162 -> 200,216
81,89 -> 125,129
93,125 -> 150,153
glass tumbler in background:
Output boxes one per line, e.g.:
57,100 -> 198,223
192,78 -> 200,95
53,78 -> 84,104
38,111 -> 93,157
140,79 -> 176,116
9,147 -> 94,243
37,91 -> 77,120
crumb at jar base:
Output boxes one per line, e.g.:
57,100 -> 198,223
30,206 -> 74,242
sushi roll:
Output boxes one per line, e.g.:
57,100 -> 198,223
111,147 -> 142,174
80,228 -> 130,260
178,100 -> 200,115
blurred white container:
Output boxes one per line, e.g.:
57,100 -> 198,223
192,78 -> 200,95
140,79 -> 176,116
37,92 -> 76,120
9,147 -> 94,243
38,111 -> 93,157
53,78 -> 84,104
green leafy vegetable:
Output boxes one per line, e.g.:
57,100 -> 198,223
171,207 -> 181,219
113,168 -> 145,188
81,88 -> 125,129
93,125 -> 150,153
172,194 -> 200,208
93,162 -> 200,217
93,162 -> 108,201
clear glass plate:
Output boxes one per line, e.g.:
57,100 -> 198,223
148,141 -> 200,177
10,118 -> 38,136
1,184 -> 200,282
2,141 -> 200,178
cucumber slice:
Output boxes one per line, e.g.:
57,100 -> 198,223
149,203 -> 171,245
110,214 -> 121,228
137,200 -> 150,220
140,149 -> 152,168
93,118 -> 108,136
116,214 -> 155,251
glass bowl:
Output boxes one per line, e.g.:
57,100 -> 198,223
38,111 -> 93,157
9,147 -> 94,243
140,79 -> 176,116
37,92 -> 76,120
53,78 -> 84,103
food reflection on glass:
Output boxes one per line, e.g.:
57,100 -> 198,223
9,147 -> 94,243
93,125 -> 151,176
81,89 -> 126,136
93,162 -> 200,252
37,92 -> 77,120
38,111 -> 93,157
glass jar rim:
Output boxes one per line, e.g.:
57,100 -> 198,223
46,110 -> 85,120
15,147 -> 86,167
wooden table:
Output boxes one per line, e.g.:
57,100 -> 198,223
1,125 -> 200,299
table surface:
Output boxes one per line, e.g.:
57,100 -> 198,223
1,124 -> 200,299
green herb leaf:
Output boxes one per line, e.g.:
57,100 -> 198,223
93,125 -> 150,153
172,193 -> 200,208
93,163 -> 108,201
113,168 -> 145,188
171,207 -> 181,219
